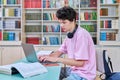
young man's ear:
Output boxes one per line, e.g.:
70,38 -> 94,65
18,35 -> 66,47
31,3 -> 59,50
73,19 -> 76,22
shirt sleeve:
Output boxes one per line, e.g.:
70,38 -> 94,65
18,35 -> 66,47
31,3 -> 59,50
74,33 -> 89,60
58,38 -> 67,54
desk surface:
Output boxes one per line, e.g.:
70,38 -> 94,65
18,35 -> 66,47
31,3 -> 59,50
0,58 -> 61,80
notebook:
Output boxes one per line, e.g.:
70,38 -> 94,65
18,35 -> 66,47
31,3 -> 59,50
21,43 -> 52,63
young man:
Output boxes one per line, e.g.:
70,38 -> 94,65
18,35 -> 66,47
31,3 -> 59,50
39,6 -> 96,80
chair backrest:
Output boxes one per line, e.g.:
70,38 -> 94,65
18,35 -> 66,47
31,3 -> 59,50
96,49 -> 113,79
96,49 -> 105,73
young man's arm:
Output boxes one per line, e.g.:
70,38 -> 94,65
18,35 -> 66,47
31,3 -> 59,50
38,50 -> 63,62
39,55 -> 85,67
49,50 -> 63,57
49,51 -> 85,67
39,51 -> 85,67
56,58 -> 85,67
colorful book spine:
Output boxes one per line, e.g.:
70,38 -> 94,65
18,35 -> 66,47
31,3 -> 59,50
100,20 -> 118,29
100,32 -> 107,41
49,37 -> 59,45
25,25 -> 41,32
3,32 -> 19,41
81,24 -> 97,32
0,31 -> 2,40
8,32 -> 15,41
100,8 -> 108,16
24,0 -> 41,8
90,0 -> 97,7
100,32 -> 116,41
26,37 -> 40,44
3,32 -> 9,40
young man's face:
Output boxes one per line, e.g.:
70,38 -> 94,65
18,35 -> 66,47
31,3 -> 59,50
58,19 -> 74,32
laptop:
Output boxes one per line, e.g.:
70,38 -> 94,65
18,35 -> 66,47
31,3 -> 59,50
21,43 -> 53,63
21,43 -> 39,62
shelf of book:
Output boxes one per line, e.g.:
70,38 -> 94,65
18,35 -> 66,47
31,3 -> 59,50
98,0 -> 120,45
23,0 -> 78,45
0,0 -> 22,45
22,0 -> 120,46
80,0 -> 97,44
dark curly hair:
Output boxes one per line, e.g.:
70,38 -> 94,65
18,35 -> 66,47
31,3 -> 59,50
56,6 -> 77,22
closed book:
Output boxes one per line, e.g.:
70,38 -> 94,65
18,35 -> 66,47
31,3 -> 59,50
100,8 -> 108,16
100,32 -> 106,41
0,31 -> 2,40
90,0 -> 97,7
26,37 -> 39,44
8,32 -> 15,41
3,32 -> 9,40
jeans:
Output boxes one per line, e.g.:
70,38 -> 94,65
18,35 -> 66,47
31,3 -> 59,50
59,67 -> 87,80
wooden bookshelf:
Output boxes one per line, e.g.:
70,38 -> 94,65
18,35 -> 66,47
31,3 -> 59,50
22,0 -> 97,45
23,0 -> 79,45
0,0 -> 119,46
22,0 -> 120,46
98,0 -> 120,45
0,0 -> 22,45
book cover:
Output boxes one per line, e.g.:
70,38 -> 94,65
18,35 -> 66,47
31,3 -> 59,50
92,12 -> 97,20
46,0 -> 50,8
107,20 -> 111,28
8,32 -> 15,41
90,0 -> 97,7
100,8 -> 108,16
31,0 -> 36,8
100,32 -> 106,41
84,12 -> 89,20
49,0 -> 56,8
106,32 -> 110,40
26,37 -> 39,44
100,21 -> 104,28
3,32 -> 9,40
80,12 -> 85,20
36,0 -> 41,8
24,0 -> 31,8
105,20 -> 108,28
0,31 -> 2,40
17,0 -> 20,4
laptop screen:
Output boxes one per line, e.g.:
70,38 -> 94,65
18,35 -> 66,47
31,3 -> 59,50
21,43 -> 38,62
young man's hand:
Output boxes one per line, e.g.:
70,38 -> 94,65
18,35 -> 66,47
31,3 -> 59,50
38,55 -> 58,63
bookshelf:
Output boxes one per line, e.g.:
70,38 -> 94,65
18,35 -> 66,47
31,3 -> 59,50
98,0 -> 120,45
22,0 -> 120,46
80,0 -> 97,44
1,0 -> 120,46
23,0 -> 42,45
0,0 -> 119,46
0,0 -> 22,45
23,0 -> 97,45
23,0 -> 79,45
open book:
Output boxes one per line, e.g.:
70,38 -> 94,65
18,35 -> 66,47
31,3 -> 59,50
0,62 -> 48,78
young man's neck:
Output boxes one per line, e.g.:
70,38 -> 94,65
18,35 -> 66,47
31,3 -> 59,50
70,23 -> 77,32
